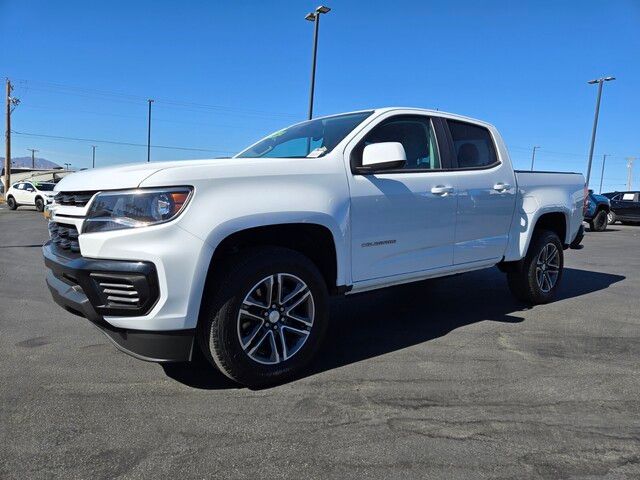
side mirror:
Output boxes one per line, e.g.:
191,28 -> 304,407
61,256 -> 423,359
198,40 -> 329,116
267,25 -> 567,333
361,142 -> 406,171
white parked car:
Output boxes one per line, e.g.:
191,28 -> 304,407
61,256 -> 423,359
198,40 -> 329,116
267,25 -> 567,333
43,108 -> 586,387
6,180 -> 57,211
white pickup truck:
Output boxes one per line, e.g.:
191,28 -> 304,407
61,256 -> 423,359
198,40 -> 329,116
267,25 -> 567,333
43,108 -> 586,387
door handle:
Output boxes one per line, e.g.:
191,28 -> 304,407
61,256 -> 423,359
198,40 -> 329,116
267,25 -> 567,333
493,183 -> 511,192
430,185 -> 454,195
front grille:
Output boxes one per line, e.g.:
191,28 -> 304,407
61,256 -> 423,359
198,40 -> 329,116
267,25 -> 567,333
48,222 -> 80,253
90,273 -> 143,309
55,191 -> 98,207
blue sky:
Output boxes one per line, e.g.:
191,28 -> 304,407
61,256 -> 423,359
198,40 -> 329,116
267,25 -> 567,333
1,0 -> 638,192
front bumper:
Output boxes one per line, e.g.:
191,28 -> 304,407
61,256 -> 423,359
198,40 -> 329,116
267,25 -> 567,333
43,241 -> 194,362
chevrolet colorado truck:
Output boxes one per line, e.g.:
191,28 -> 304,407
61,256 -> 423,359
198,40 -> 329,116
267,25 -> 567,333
43,108 -> 586,387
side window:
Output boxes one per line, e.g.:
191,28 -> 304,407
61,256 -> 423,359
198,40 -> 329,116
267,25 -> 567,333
622,193 -> 635,201
448,120 -> 498,168
352,116 -> 440,171
16,183 -> 25,190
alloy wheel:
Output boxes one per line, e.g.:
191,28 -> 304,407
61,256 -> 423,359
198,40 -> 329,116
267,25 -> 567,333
535,243 -> 560,293
237,273 -> 315,365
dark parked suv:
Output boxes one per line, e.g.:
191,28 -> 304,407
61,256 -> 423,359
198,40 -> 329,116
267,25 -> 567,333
584,190 -> 611,231
603,191 -> 640,225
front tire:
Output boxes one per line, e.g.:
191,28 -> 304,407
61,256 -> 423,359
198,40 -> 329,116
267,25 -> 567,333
198,247 -> 328,387
35,197 -> 45,212
507,230 -> 564,305
589,209 -> 608,232
6,196 -> 17,210
607,211 -> 617,225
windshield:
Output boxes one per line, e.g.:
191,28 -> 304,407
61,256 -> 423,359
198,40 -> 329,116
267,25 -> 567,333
33,182 -> 55,191
235,111 -> 373,158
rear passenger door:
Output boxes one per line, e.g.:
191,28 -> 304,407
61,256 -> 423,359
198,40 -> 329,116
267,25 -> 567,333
443,120 -> 517,265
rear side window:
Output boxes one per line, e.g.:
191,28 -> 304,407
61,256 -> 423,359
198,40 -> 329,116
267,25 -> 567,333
448,120 -> 498,168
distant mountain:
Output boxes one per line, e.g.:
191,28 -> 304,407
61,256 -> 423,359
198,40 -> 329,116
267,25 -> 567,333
0,156 -> 62,169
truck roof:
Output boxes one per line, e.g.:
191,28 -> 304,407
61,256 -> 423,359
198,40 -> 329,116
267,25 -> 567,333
312,107 -> 496,130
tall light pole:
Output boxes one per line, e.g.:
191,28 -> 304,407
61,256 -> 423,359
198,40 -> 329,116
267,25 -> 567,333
147,99 -> 154,162
530,145 -> 540,171
91,145 -> 97,168
586,76 -> 615,187
305,5 -> 331,120
64,163 -> 71,170
27,148 -> 38,169
598,154 -> 607,194
627,157 -> 636,191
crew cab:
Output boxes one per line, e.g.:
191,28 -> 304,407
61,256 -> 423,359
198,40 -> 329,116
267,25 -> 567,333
6,181 -> 57,211
43,108 -> 585,387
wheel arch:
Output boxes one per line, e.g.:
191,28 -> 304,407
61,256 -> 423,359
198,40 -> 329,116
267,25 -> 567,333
204,222 -> 343,297
533,211 -> 568,245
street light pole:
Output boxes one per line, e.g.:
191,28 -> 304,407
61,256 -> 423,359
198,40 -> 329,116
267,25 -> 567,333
530,146 -> 540,171
305,6 -> 331,120
147,99 -> 154,162
586,76 -> 615,187
598,154 -> 607,194
91,145 -> 97,168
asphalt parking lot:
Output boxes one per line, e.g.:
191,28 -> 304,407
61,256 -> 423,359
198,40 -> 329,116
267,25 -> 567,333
0,207 -> 638,479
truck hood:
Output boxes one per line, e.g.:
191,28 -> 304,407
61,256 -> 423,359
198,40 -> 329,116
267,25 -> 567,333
54,156 -> 329,191
54,159 -> 228,191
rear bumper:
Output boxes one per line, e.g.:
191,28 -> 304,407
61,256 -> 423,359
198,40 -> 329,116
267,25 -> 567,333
43,241 -> 194,362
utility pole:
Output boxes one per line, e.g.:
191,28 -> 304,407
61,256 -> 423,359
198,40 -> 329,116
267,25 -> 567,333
147,99 -> 154,162
586,76 -> 615,187
4,79 -> 20,194
27,148 -> 39,169
627,157 -> 636,191
530,146 -> 540,171
598,154 -> 607,194
91,145 -> 97,168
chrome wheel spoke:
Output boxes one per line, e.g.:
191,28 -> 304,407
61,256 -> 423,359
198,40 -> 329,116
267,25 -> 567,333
247,330 -> 270,355
278,328 -> 289,361
285,311 -> 313,328
281,283 -> 308,307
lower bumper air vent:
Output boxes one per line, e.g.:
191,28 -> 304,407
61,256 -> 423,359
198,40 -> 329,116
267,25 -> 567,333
90,272 -> 157,313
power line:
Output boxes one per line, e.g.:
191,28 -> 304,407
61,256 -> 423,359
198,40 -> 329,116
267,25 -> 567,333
10,77 -> 298,119
11,130 -> 234,154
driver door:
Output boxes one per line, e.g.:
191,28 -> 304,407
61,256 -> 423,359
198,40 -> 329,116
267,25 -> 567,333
22,182 -> 36,205
346,114 -> 457,282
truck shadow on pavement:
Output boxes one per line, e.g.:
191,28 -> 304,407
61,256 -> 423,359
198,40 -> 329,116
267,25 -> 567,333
162,266 -> 624,390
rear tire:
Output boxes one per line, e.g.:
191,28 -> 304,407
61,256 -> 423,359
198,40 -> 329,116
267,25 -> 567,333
589,209 -> 608,232
507,230 -> 564,305
35,197 -> 45,212
198,247 -> 329,388
6,196 -> 17,210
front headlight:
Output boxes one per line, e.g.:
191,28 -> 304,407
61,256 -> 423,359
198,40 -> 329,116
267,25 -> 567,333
83,187 -> 193,233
